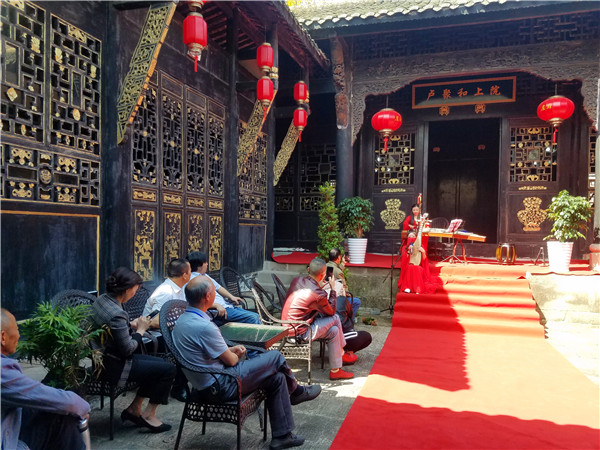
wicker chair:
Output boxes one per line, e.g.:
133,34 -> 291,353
159,300 -> 267,450
251,282 -> 325,384
219,266 -> 258,311
50,289 -> 97,309
49,289 -> 138,440
270,274 -> 287,311
122,284 -> 151,320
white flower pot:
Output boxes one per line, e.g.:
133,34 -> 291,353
547,241 -> 574,273
347,238 -> 368,264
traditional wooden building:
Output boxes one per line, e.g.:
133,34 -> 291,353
2,0 -> 599,318
278,0 -> 599,258
0,0 -> 329,317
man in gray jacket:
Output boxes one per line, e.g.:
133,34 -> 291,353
1,308 -> 90,450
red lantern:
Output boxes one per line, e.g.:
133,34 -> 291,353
294,81 -> 308,104
371,108 -> 402,152
183,12 -> 207,72
257,76 -> 274,121
256,43 -> 273,74
537,95 -> 574,143
293,107 -> 307,142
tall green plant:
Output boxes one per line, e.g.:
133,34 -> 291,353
337,196 -> 374,238
545,190 -> 593,242
317,182 -> 344,260
18,302 -> 104,389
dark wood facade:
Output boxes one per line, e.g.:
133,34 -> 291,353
1,0 -> 328,318
276,2 -> 599,260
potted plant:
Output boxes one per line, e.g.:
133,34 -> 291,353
337,196 -> 374,264
544,189 -> 593,272
317,182 -> 344,260
18,301 -> 104,392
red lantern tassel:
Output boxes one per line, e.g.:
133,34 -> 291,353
298,131 -> 302,142
553,127 -> 557,143
194,55 -> 198,72
383,136 -> 388,153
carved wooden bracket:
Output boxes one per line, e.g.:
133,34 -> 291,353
116,2 -> 176,144
237,93 -> 277,176
273,121 -> 300,186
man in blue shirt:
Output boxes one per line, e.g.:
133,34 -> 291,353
1,308 -> 90,450
173,275 -> 321,450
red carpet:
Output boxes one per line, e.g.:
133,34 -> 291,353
272,251 -> 398,268
331,261 -> 600,450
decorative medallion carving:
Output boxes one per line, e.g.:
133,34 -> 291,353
163,211 -> 181,272
187,213 -> 204,255
133,189 -> 157,202
208,215 -> 222,271
517,197 -> 547,232
380,198 -> 406,230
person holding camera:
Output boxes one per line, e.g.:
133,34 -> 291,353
281,258 -> 355,380
91,267 -> 176,433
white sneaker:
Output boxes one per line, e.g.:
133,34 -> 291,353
404,288 -> 410,293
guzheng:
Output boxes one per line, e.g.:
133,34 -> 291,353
401,228 -> 487,242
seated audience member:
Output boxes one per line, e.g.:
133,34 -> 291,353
282,258 -> 356,380
91,267 -> 176,432
187,251 -> 260,326
172,276 -> 321,450
335,296 -> 372,356
143,258 -> 191,326
326,248 -> 361,319
1,308 -> 90,450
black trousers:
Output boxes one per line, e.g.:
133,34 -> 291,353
21,409 -> 85,450
126,354 -> 176,404
344,330 -> 372,353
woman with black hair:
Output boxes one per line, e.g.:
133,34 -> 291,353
91,267 -> 175,433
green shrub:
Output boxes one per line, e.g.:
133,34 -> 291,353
545,190 -> 593,242
338,196 -> 374,238
317,182 -> 344,260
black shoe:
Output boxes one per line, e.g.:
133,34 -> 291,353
170,387 -> 188,402
290,385 -> 321,406
138,417 -> 172,434
269,433 -> 305,450
120,409 -> 143,427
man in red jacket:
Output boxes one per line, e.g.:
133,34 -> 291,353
282,258 -> 356,380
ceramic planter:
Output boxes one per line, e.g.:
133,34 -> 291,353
547,241 -> 574,272
347,237 -> 368,264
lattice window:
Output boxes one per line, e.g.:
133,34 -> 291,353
50,15 -> 101,155
353,12 -> 599,60
590,127 -> 597,203
299,143 -> 336,211
1,1 -> 45,143
509,126 -> 556,183
162,93 -> 183,190
132,86 -> 158,185
275,158 -> 295,212
237,121 -> 267,220
207,114 -> 224,197
186,103 -> 206,194
1,142 -> 99,205
374,133 -> 415,186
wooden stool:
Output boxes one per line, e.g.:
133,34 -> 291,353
496,243 -> 516,264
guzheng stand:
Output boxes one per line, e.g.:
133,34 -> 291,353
441,234 -> 468,264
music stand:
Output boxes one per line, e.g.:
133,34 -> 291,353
382,239 -> 403,314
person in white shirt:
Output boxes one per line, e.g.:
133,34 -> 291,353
186,251 -> 260,325
143,258 -> 191,327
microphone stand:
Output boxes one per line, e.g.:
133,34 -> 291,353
381,239 -> 403,314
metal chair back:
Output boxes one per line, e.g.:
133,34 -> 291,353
159,300 -> 267,450
271,274 -> 287,310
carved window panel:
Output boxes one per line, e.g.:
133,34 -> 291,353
50,15 -> 101,155
238,121 -> 267,220
1,142 -> 99,205
299,143 -> 336,212
0,1 -> 45,143
374,133 -> 415,186
509,126 -> 556,183
163,210 -> 182,274
162,93 -> 183,190
186,103 -> 206,194
208,214 -> 222,272
186,212 -> 204,256
132,85 -> 158,185
207,114 -> 224,197
275,196 -> 294,212
274,150 -> 295,212
134,209 -> 156,282
589,127 -> 597,202
239,193 -> 267,220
